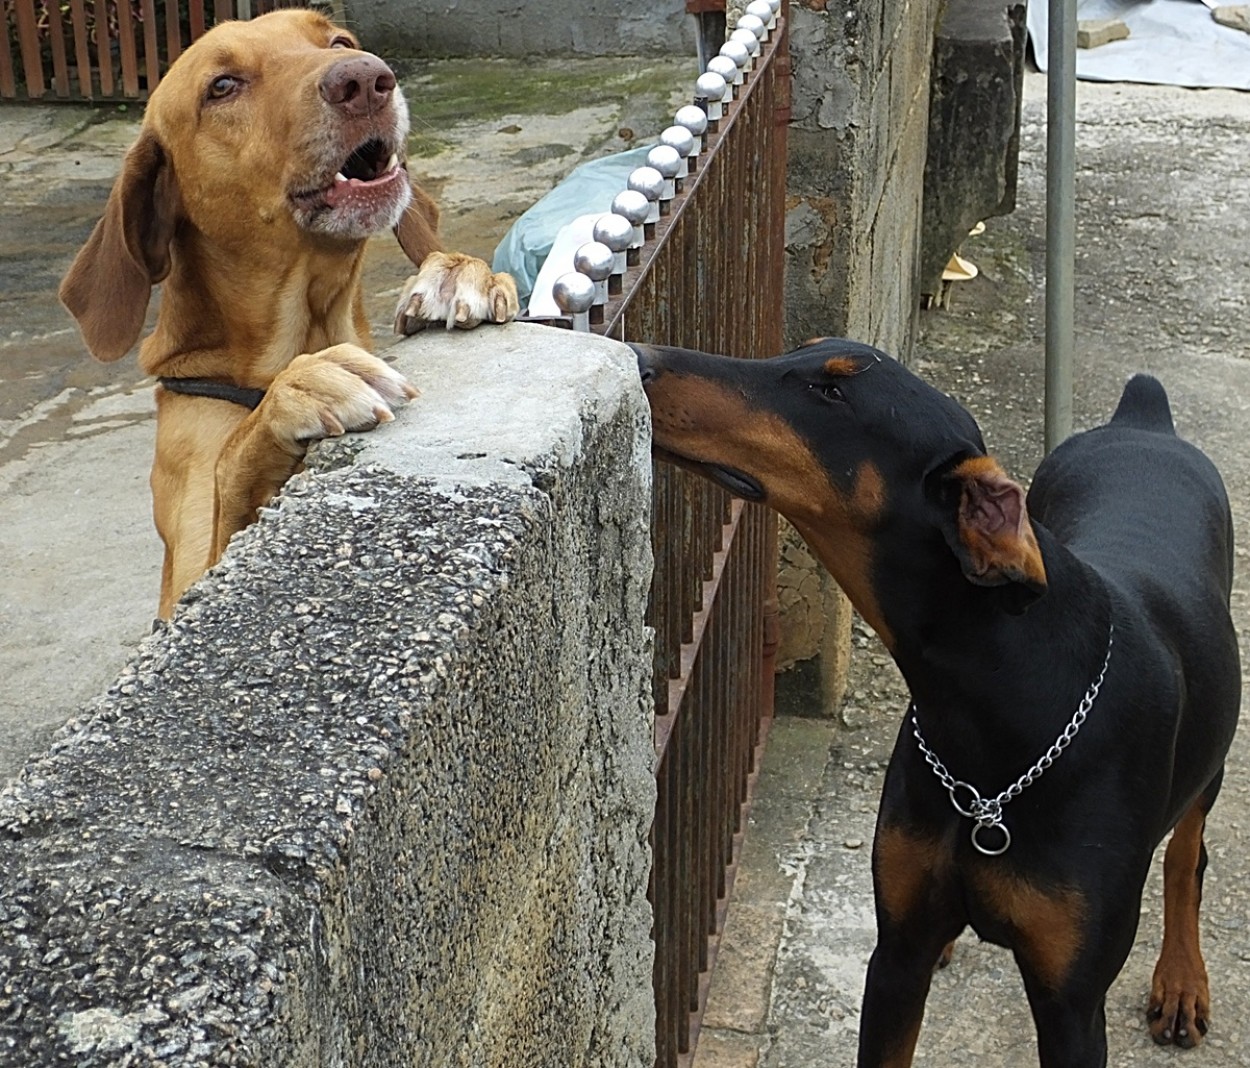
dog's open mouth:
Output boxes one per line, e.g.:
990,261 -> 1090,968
290,136 -> 407,234
652,445 -> 766,502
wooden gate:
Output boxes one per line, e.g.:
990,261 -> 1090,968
0,0 -> 322,101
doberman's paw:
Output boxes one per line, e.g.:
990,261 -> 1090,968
393,252 -> 519,334
264,344 -> 418,451
1148,969 -> 1210,1048
935,939 -> 957,971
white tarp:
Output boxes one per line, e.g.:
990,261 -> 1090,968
1029,0 -> 1250,89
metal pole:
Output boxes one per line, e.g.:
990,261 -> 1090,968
1045,0 -> 1077,452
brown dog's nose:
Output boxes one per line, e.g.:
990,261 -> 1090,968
319,55 -> 397,117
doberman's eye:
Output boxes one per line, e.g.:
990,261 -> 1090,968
817,383 -> 845,403
206,74 -> 240,100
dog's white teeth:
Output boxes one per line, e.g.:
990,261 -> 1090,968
335,172 -> 348,184
386,153 -> 398,172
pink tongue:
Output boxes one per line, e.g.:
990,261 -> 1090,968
323,167 -> 400,208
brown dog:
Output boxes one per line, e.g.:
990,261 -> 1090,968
60,10 -> 518,619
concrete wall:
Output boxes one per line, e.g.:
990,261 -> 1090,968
344,0 -> 698,58
777,0 -> 944,715
0,326 -> 657,1067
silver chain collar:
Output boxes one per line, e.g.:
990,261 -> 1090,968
911,623 -> 1114,857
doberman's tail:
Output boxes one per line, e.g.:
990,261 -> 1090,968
1109,373 -> 1176,434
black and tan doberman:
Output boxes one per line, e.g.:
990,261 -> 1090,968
635,338 -> 1240,1066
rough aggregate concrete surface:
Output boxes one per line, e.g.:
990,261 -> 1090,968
695,75 -> 1250,1067
0,327 -> 657,1066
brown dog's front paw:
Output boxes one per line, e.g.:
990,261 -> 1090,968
393,252 -> 519,334
265,344 -> 418,450
1148,968 -> 1210,1048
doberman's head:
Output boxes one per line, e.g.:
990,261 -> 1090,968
634,339 -> 1047,648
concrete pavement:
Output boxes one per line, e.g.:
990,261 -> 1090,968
694,74 -> 1250,1065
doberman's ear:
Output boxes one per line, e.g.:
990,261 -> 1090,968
932,456 -> 1047,607
394,171 -> 443,267
59,130 -> 180,363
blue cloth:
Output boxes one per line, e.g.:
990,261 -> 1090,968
492,144 -> 656,306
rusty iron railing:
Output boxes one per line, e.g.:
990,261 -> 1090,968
534,4 -> 788,1062
0,0 -> 318,101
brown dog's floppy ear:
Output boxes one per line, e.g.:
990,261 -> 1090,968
934,455 -> 1047,599
394,174 -> 443,268
59,131 -> 180,362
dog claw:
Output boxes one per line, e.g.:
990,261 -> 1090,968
1148,997 -> 1209,1048
394,292 -> 425,335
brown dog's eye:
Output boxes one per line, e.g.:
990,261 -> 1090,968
206,75 -> 240,100
330,35 -> 355,49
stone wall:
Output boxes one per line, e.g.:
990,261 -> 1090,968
778,0 -> 944,715
0,326 -> 657,1067
343,0 -> 698,58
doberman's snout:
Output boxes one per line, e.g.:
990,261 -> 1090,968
319,55 -> 397,118
631,343 -> 662,388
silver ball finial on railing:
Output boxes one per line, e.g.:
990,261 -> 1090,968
694,71 -> 728,124
719,38 -> 752,76
573,240 -> 614,306
737,12 -> 767,42
645,144 -> 682,204
659,125 -> 696,179
674,104 -> 709,156
592,212 -> 634,286
553,271 -> 595,331
746,0 -> 776,31
611,189 -> 650,258
627,166 -> 665,226
729,26 -> 761,59
706,53 -> 741,92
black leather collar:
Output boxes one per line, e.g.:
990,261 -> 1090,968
158,377 -> 266,410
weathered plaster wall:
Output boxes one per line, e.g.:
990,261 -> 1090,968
343,0 -> 698,58
778,0 -> 944,714
0,326 -> 656,1067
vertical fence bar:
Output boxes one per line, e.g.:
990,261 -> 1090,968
139,0 -> 160,91
189,0 -> 207,42
165,0 -> 183,65
1,12 -> 18,98
46,0 -> 72,97
116,0 -> 140,97
92,0 -> 114,97
67,0 -> 92,98
13,0 -> 44,98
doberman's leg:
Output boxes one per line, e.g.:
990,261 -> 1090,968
976,862 -> 1129,1067
1148,768 -> 1224,1047
1020,977 -> 1109,1068
857,825 -> 963,1068
858,925 -> 962,1068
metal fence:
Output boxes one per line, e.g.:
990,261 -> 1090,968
534,3 -> 788,1061
0,0 -> 317,101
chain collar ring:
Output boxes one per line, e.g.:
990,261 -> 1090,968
911,623 -> 1114,857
